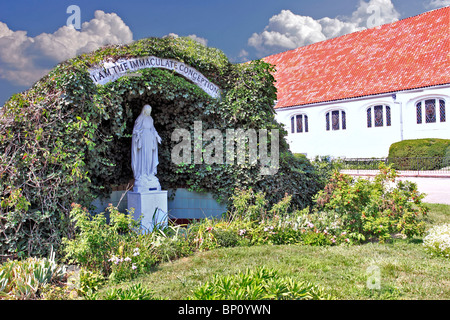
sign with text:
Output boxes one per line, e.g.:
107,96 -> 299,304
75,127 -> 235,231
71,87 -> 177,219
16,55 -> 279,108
88,56 -> 221,98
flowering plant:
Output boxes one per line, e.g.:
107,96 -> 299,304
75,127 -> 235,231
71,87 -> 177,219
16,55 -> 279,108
423,224 -> 450,258
313,164 -> 427,243
108,245 -> 139,282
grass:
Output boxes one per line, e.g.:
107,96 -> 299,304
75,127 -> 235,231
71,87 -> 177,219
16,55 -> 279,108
95,203 -> 450,300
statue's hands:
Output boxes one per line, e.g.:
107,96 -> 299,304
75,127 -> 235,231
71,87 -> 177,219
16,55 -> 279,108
157,135 -> 162,144
136,136 -> 142,150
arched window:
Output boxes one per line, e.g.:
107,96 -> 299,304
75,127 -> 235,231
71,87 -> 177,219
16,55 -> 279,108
367,105 -> 391,128
290,114 -> 309,133
416,98 -> 446,124
326,110 -> 346,131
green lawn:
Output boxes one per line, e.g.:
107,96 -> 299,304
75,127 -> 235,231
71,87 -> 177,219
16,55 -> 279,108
96,203 -> 450,300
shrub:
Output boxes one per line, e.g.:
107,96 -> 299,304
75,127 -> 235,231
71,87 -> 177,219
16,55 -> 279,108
389,138 -> 450,158
62,203 -> 139,275
75,268 -> 105,297
228,188 -> 268,221
0,36 -> 323,257
212,229 -> 241,248
0,251 -> 67,300
423,224 -> 450,258
63,203 -> 192,282
191,266 -> 331,300
272,209 -> 350,246
313,164 -> 428,243
388,139 -> 450,170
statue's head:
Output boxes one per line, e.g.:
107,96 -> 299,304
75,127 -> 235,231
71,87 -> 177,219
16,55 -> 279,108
142,104 -> 152,116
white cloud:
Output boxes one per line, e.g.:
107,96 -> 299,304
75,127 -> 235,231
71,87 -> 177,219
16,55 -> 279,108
0,10 -> 133,86
426,0 -> 450,8
163,33 -> 209,46
248,0 -> 400,56
186,34 -> 208,46
238,49 -> 249,60
350,0 -> 400,27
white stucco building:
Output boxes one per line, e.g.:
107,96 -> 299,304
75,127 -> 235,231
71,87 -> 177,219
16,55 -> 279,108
264,7 -> 450,158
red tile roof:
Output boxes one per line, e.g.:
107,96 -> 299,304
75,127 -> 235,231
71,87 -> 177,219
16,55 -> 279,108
263,7 -> 450,109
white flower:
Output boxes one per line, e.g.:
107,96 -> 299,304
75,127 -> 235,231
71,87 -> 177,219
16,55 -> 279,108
124,257 -> 132,262
424,224 -> 450,257
132,263 -> 137,270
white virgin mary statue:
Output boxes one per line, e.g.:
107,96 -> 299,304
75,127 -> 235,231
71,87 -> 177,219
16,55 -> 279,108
131,104 -> 162,192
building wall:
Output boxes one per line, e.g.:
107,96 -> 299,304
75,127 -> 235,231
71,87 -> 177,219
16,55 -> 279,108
275,85 -> 450,158
91,188 -> 226,220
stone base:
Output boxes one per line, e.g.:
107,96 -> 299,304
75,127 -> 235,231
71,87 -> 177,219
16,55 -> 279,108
127,190 -> 168,233
133,175 -> 161,192
132,185 -> 161,192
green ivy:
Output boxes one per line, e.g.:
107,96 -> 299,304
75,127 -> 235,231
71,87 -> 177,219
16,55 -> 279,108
0,36 -> 323,257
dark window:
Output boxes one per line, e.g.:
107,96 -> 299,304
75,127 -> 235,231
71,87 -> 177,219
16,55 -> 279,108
416,102 -> 422,124
291,116 -> 295,133
440,99 -> 446,122
374,105 -> 383,127
296,115 -> 303,133
425,99 -> 436,123
342,111 -> 346,130
332,110 -> 340,130
368,105 -> 391,128
291,114 -> 309,133
326,112 -> 330,131
386,106 -> 391,126
417,98 -> 446,124
326,110 -> 346,131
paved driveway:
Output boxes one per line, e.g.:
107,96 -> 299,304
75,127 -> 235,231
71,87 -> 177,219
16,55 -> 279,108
399,177 -> 450,205
340,170 -> 450,205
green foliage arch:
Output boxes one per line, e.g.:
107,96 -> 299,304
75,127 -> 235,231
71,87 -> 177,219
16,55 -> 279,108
0,37 -> 322,256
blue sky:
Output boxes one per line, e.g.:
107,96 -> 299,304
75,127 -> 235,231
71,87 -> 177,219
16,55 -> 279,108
0,0 -> 448,105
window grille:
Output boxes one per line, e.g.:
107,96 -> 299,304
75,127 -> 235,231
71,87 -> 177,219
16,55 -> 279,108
425,99 -> 436,123
416,98 -> 446,124
374,105 -> 383,127
440,100 -> 446,122
386,106 -> 391,126
290,114 -> 309,133
326,110 -> 346,131
367,105 -> 391,128
416,102 -> 422,124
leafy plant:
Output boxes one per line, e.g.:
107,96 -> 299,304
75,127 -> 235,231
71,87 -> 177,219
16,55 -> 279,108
76,268 -> 105,297
313,164 -> 428,243
191,266 -> 331,300
62,203 -> 139,275
0,251 -> 67,300
212,228 -> 241,248
0,36 -> 323,257
102,284 -> 157,300
423,223 -> 450,258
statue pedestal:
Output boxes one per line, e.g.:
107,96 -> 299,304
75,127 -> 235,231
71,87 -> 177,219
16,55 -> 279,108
127,190 -> 168,233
